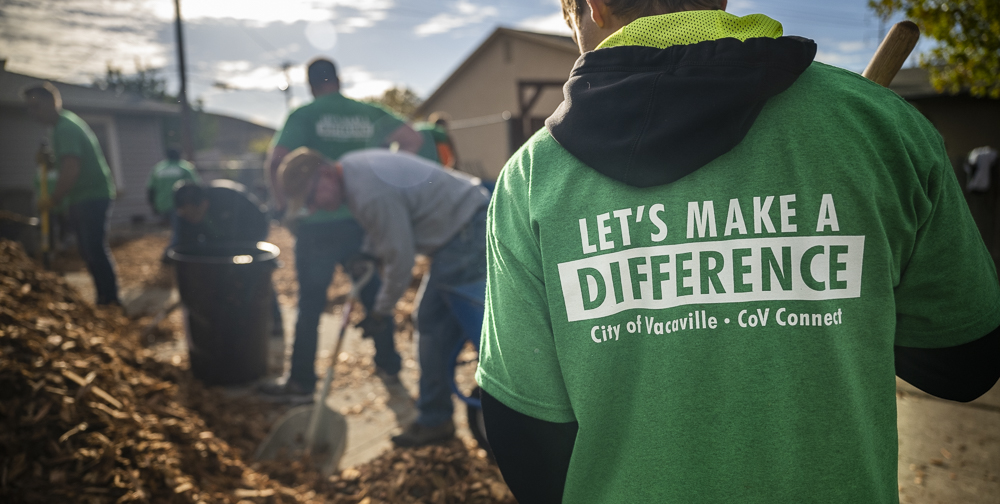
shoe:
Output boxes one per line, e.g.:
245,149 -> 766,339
391,420 -> 455,447
256,377 -> 314,404
375,368 -> 401,386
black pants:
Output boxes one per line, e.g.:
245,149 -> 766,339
67,199 -> 119,305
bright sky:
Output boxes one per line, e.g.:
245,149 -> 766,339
0,0 -> 920,128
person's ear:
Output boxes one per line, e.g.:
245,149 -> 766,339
585,0 -> 607,29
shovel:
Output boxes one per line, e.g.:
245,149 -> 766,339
253,263 -> 374,477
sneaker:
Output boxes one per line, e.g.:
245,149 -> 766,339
256,377 -> 314,404
391,420 -> 455,447
375,368 -> 401,386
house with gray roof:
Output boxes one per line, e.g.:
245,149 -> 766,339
0,60 -> 179,233
415,27 -> 580,181
0,61 -> 275,253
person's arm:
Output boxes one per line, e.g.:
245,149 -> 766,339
895,325 -> 1000,402
383,123 -> 423,154
476,145 -> 576,502
481,390 -> 578,503
147,187 -> 157,214
354,198 -> 416,315
45,155 -> 80,208
146,167 -> 156,212
266,145 -> 291,210
889,115 -> 1000,402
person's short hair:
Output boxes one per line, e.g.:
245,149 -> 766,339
307,58 -> 339,89
22,82 -> 62,109
278,147 -> 327,200
166,148 -> 181,161
561,0 -> 725,26
427,111 -> 451,128
173,181 -> 205,208
278,147 -> 331,220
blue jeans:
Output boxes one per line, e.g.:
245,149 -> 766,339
288,219 -> 400,390
67,199 -> 119,305
415,205 -> 488,426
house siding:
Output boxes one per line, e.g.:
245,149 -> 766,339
419,31 -> 579,181
111,114 -> 164,227
0,106 -> 50,214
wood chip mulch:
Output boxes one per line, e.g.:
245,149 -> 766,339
0,239 -> 515,503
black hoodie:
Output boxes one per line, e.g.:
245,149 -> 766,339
546,36 -> 816,188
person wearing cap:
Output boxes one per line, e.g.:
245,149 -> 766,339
279,147 -> 490,447
173,180 -> 269,247
262,57 -> 424,400
23,82 -> 120,306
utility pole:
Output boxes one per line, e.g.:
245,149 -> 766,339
281,62 -> 293,110
174,0 -> 194,162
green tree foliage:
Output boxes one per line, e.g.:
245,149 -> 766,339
869,0 -> 999,98
92,63 -> 175,102
364,86 -> 423,119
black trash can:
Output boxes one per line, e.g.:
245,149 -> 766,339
167,241 -> 279,386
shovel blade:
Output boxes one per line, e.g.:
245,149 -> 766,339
254,403 -> 348,476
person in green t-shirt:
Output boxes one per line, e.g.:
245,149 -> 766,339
24,82 -> 120,306
475,1 -> 1000,503
414,112 -> 459,169
148,148 -> 198,217
259,57 -> 425,400
147,147 -> 199,257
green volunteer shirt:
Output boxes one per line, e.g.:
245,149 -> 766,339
414,122 -> 450,144
147,159 -> 199,214
52,110 -> 116,206
274,92 -> 406,224
476,12 -> 1000,504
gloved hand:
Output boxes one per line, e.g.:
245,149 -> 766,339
357,312 -> 390,339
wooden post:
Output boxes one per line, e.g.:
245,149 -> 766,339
862,21 -> 920,88
174,0 -> 194,162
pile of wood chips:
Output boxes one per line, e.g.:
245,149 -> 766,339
0,239 -> 515,503
260,440 -> 515,504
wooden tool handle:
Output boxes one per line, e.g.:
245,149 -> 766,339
38,145 -> 51,255
862,21 -> 920,88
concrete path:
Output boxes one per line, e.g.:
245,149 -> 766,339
272,306 -> 481,469
896,378 -> 1000,503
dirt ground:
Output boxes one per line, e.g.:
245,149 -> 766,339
5,226 -> 509,503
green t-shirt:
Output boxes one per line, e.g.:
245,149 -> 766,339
274,93 -> 406,224
476,14 -> 1000,504
146,159 -> 199,214
414,128 -> 441,164
52,110 -> 116,205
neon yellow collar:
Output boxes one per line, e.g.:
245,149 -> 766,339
596,11 -> 783,50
